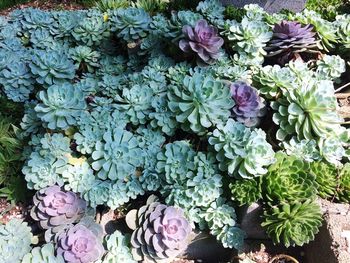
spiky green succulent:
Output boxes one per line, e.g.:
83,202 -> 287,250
109,7 -> 151,42
263,152 -> 318,203
168,72 -> 234,134
262,200 -> 322,247
230,178 -> 262,206
271,79 -> 343,141
310,161 -> 337,199
208,119 -> 275,178
0,219 -> 38,263
35,83 -> 87,130
337,163 -> 350,202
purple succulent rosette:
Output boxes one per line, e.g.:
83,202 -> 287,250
56,222 -> 104,263
30,185 -> 87,230
265,20 -> 318,64
230,81 -> 265,127
127,195 -> 192,262
179,19 -> 224,64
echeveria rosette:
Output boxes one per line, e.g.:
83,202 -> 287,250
22,152 -> 67,190
126,195 -> 192,263
262,200 -> 322,247
91,128 -> 143,181
168,72 -> 234,135
0,219 -> 37,263
179,19 -> 224,65
265,20 -> 318,65
271,79 -> 344,141
56,217 -> 104,263
263,152 -> 318,203
30,185 -> 87,234
35,83 -> 87,130
0,61 -> 35,102
208,119 -> 275,178
310,161 -> 337,199
110,7 -> 151,42
29,50 -> 75,86
230,81 -> 265,127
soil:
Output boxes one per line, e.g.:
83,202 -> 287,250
0,0 -> 86,16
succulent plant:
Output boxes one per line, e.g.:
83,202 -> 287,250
72,11 -> 110,46
83,180 -> 111,208
126,195 -> 192,262
230,178 -> 262,206
62,161 -> 95,194
196,0 -> 225,22
92,128 -> 143,181
271,79 -> 344,141
168,72 -> 234,134
30,185 -> 86,233
337,163 -> 350,202
316,54 -> 346,81
56,217 -> 105,263
227,17 -> 272,60
35,83 -> 87,130
0,219 -> 37,263
262,200 -> 322,247
115,84 -> 154,125
22,152 -> 67,190
70,46 -> 100,73
22,243 -> 64,263
230,81 -> 265,127
264,152 -> 317,202
150,95 -> 179,136
265,21 -> 318,65
110,7 -> 151,42
336,14 -> 350,49
29,50 -> 75,86
309,161 -> 337,199
282,137 -> 321,162
208,119 -> 275,178
103,230 -> 136,263
179,19 -> 224,64
0,60 -> 35,102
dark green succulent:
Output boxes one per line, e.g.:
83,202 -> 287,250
310,161 -> 338,199
262,200 -> 323,247
229,178 -> 262,206
337,163 -> 350,202
263,152 -> 318,203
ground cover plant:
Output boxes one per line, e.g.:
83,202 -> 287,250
0,0 -> 350,262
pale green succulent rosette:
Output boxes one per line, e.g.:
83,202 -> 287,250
271,79 -> 344,141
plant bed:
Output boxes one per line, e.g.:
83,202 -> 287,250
0,0 -> 350,263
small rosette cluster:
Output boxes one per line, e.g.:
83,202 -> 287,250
179,19 -> 223,64
127,196 -> 192,263
30,185 -> 87,240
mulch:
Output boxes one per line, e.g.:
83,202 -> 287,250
0,0 -> 86,16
